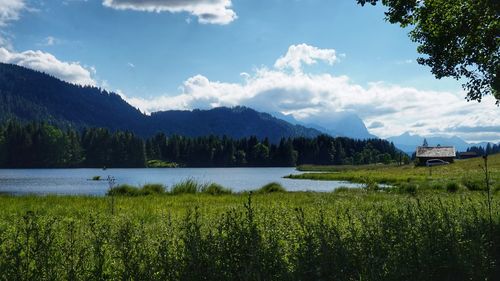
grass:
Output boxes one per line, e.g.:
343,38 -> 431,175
147,159 -> 178,168
171,179 -> 200,194
201,183 -> 233,195
255,182 -> 286,193
107,183 -> 166,196
288,154 -> 500,192
0,191 -> 499,280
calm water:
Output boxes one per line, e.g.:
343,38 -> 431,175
0,168 -> 360,196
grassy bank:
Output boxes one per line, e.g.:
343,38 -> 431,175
0,190 -> 499,280
288,154 -> 500,191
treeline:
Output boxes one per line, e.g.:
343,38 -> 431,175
0,121 -> 401,168
467,143 -> 500,156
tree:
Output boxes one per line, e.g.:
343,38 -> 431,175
357,0 -> 500,104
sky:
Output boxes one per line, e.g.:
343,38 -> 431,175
0,0 -> 498,142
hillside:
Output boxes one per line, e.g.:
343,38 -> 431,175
0,63 -> 321,142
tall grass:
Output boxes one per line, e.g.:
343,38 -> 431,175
255,182 -> 286,193
0,192 -> 499,280
107,183 -> 166,196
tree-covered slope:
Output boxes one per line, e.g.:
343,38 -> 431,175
150,107 -> 322,142
0,63 -> 147,133
0,63 -> 322,142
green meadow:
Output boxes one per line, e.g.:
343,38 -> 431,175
288,154 -> 500,192
0,192 -> 499,280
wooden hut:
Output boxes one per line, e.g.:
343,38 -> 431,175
415,146 -> 456,166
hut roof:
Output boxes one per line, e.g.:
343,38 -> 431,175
416,146 -> 456,158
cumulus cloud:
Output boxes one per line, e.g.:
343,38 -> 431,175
0,47 -> 96,85
0,0 -> 25,26
120,43 -> 500,142
102,0 -> 237,25
274,43 -> 338,73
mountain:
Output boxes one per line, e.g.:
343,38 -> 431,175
272,111 -> 377,139
150,107 -> 322,142
0,63 -> 148,133
387,132 -> 488,154
0,63 -> 321,142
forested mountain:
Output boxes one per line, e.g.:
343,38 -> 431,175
0,63 -> 321,142
150,107 -> 321,142
0,63 -> 147,134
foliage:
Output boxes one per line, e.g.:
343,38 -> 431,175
107,183 -> 166,196
171,179 -> 201,195
357,0 -> 500,103
462,178 -> 484,191
0,121 -> 401,168
256,182 -> 286,193
91,176 -> 101,181
446,182 -> 460,193
107,184 -> 142,196
467,143 -> 500,156
141,183 -> 167,195
201,183 -> 233,195
0,192 -> 499,280
146,159 -> 178,168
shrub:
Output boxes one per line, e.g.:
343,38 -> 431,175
171,179 -> 200,195
91,176 -> 101,181
461,178 -> 484,191
142,183 -> 166,195
364,179 -> 380,191
201,183 -> 232,195
334,186 -> 350,193
256,182 -> 286,193
399,183 -> 418,195
446,182 -> 460,193
430,182 -> 443,190
107,184 -> 141,196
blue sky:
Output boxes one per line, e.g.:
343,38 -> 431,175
0,0 -> 498,142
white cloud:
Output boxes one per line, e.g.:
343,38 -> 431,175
0,47 -> 96,85
0,0 -> 25,26
119,43 -> 499,143
102,0 -> 237,25
274,43 -> 338,73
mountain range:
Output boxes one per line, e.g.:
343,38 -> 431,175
387,132 -> 493,154
0,63 -> 322,142
1,62 -> 494,151
272,111 -> 376,139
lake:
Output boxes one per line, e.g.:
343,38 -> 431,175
0,168 -> 361,196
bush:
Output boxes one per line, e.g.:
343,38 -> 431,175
334,186 -> 350,193
430,182 -> 443,190
399,183 -> 418,195
107,184 -> 141,196
171,179 -> 200,195
201,183 -> 232,195
91,176 -> 101,181
461,178 -> 484,191
256,182 -> 286,193
364,179 -> 380,191
446,182 -> 460,193
142,183 -> 166,195
107,183 -> 166,196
